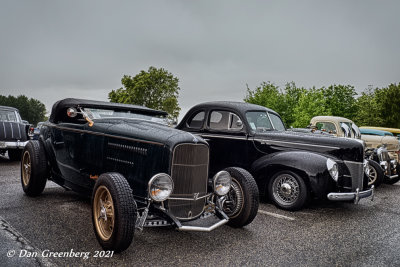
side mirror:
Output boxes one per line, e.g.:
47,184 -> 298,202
67,107 -> 78,118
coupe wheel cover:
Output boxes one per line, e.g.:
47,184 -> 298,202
93,186 -> 115,241
223,178 -> 244,218
368,165 -> 377,185
272,174 -> 300,205
22,151 -> 31,186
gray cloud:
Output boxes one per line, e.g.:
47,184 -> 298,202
1,0 -> 399,120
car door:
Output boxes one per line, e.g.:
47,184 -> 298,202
199,109 -> 252,176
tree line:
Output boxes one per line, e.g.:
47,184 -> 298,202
1,66 -> 399,129
245,82 -> 400,128
0,95 -> 46,125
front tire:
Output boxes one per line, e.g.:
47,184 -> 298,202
367,160 -> 384,187
223,167 -> 259,228
20,141 -> 48,197
92,173 -> 137,253
268,170 -> 308,211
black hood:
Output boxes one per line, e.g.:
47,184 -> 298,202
253,130 -> 364,162
0,121 -> 28,141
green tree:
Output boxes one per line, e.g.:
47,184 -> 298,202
291,88 -> 331,128
109,67 -> 181,120
375,83 -> 400,128
0,94 -> 46,125
353,87 -> 383,127
322,84 -> 357,119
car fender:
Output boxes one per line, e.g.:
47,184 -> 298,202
251,150 -> 334,198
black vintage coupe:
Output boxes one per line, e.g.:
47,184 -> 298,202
0,105 -> 30,160
21,98 -> 259,252
177,101 -> 374,211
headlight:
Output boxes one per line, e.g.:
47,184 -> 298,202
391,160 -> 397,168
363,159 -> 370,176
326,158 -> 339,181
148,173 -> 174,202
213,171 -> 232,196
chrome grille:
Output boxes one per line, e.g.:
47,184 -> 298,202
168,143 -> 209,220
344,161 -> 364,190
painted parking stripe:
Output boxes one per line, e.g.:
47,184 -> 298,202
258,210 -> 295,221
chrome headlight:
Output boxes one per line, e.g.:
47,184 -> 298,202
148,173 -> 174,202
391,160 -> 397,168
213,171 -> 232,196
326,158 -> 339,181
363,159 -> 370,176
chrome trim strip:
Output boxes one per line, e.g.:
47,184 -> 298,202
178,219 -> 228,232
200,134 -> 247,141
168,193 -> 212,201
255,139 -> 340,149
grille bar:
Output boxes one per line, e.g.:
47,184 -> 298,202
168,143 -> 209,220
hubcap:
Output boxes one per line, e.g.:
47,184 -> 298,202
368,166 -> 377,185
22,151 -> 31,186
272,174 -> 300,206
93,186 -> 115,241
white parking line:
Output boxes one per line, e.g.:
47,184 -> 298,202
258,210 -> 295,221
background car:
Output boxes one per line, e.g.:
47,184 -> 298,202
0,105 -> 30,160
177,101 -> 373,211
21,98 -> 259,253
310,116 -> 399,186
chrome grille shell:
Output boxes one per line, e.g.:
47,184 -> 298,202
168,143 -> 209,220
343,161 -> 364,190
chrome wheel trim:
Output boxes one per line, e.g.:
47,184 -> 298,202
223,178 -> 244,218
368,165 -> 378,185
93,185 -> 115,241
272,173 -> 300,206
22,151 -> 31,186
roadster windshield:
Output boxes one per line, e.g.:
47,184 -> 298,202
83,108 -> 169,125
246,111 -> 286,132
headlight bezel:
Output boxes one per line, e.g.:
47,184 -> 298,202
148,173 -> 174,202
213,171 -> 232,196
326,158 -> 339,182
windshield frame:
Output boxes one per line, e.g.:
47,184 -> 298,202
245,110 -> 286,133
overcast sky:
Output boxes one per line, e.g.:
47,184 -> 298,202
1,0 -> 399,120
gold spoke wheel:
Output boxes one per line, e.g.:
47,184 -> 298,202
22,151 -> 31,186
93,186 -> 115,241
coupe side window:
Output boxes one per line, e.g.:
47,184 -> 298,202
316,122 -> 336,134
187,111 -> 205,129
209,111 -> 243,131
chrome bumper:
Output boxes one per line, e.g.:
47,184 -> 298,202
327,186 -> 374,204
178,218 -> 228,232
0,140 -> 28,149
387,174 -> 399,180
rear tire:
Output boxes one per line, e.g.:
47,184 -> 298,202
92,173 -> 137,253
268,170 -> 308,211
223,167 -> 259,228
20,141 -> 48,197
8,149 -> 22,161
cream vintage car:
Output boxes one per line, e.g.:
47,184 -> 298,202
310,116 -> 399,186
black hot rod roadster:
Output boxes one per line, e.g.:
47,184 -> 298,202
21,98 -> 259,252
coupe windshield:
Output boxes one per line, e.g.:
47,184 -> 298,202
0,110 -> 19,122
246,111 -> 286,132
83,108 -> 169,125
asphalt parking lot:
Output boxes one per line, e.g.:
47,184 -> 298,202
1,155 -> 400,267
